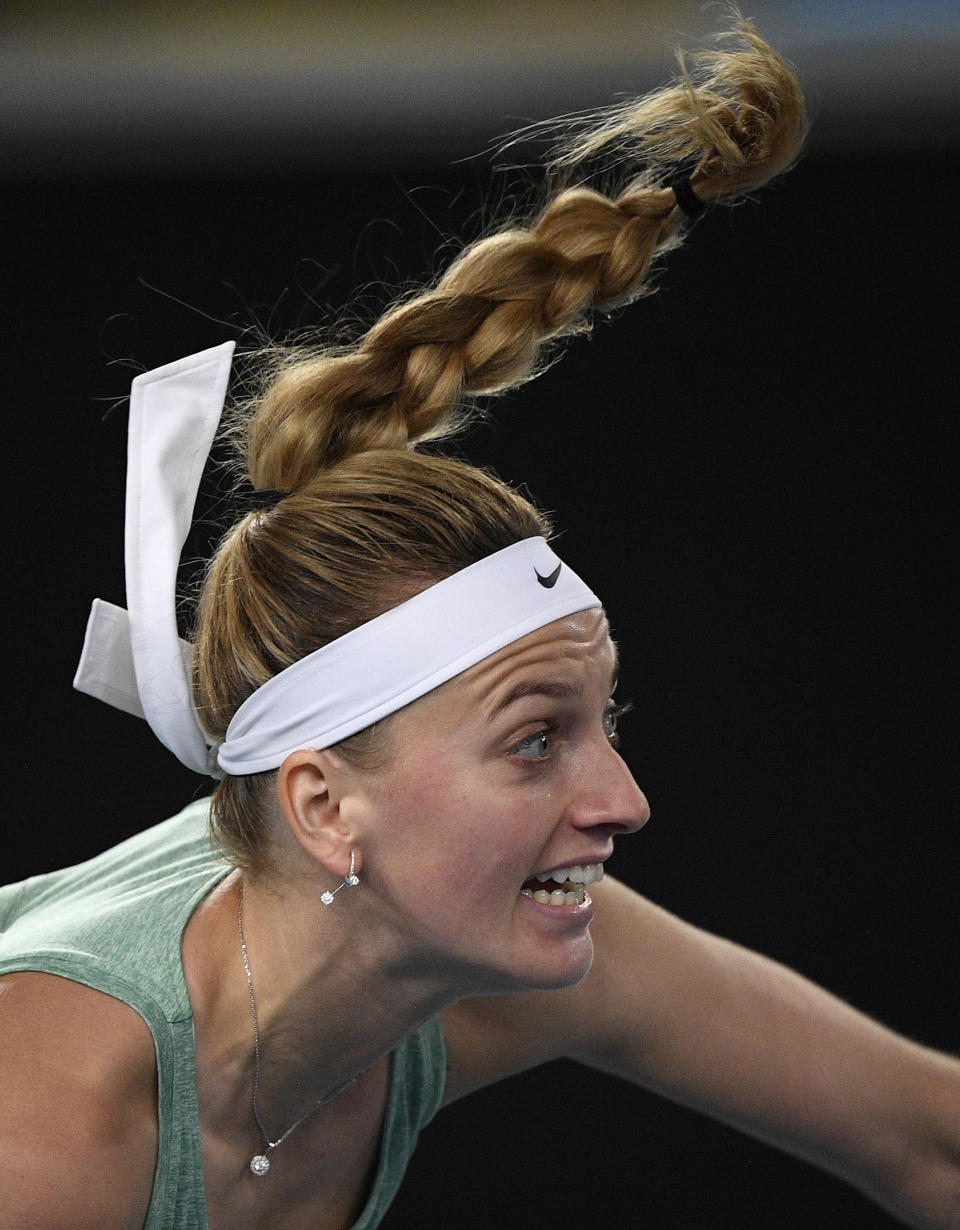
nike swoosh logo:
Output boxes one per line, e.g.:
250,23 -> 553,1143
534,563 -> 562,588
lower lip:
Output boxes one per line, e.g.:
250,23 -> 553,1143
519,890 -> 594,924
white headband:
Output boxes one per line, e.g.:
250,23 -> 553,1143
73,343 -> 602,777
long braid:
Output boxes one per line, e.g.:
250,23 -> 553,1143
247,20 -> 805,493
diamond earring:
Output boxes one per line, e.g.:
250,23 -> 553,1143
320,850 -> 359,906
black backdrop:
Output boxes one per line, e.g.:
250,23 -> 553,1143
4,139 -> 958,1228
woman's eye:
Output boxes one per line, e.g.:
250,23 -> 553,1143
603,701 -> 632,746
512,730 -> 551,760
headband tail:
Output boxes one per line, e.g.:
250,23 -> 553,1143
73,342 -> 235,776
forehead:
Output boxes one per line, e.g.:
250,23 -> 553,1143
419,609 -> 617,722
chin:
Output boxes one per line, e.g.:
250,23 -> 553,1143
510,931 -> 596,993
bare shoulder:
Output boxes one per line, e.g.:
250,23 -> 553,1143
0,971 -> 158,1230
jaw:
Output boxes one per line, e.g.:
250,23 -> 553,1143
370,885 -> 598,1000
436,888 -> 598,997
503,909 -> 597,992
352,851 -> 604,1000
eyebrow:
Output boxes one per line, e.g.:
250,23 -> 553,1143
492,679 -> 585,716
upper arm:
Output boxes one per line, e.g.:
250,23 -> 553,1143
0,972 -> 159,1230
442,878 -> 960,1219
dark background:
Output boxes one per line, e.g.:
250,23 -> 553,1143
3,13 -> 958,1227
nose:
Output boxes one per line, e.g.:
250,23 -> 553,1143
570,742 -> 650,836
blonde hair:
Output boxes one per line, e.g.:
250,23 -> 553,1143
193,18 -> 806,871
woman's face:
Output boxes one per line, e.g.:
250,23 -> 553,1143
353,608 -> 650,996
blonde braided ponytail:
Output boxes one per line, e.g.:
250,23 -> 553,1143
247,18 -> 805,493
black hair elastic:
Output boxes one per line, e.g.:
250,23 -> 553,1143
249,488 -> 290,508
667,174 -> 707,220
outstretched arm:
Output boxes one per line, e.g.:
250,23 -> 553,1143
443,878 -> 960,1228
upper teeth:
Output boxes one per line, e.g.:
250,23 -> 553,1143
534,864 -> 604,885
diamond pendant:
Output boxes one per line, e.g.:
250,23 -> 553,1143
250,1153 -> 271,1177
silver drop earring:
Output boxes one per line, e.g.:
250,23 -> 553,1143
320,850 -> 359,906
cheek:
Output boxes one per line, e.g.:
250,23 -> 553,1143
385,765 -> 527,884
393,758 -> 467,819
378,759 -> 481,851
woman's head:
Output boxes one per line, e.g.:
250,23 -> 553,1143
191,18 -> 806,872
275,606 -> 650,995
194,452 -> 549,870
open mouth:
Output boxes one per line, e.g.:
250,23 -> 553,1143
520,863 -> 604,906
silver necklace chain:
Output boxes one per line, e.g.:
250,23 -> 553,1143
237,885 -> 365,1177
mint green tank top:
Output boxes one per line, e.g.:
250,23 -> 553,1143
0,799 -> 446,1229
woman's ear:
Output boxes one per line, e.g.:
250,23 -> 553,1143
275,749 -> 359,878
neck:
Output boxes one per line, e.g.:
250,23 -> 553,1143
183,868 -> 457,1137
